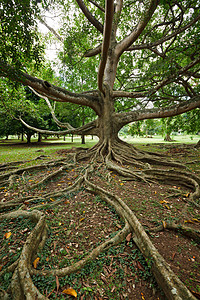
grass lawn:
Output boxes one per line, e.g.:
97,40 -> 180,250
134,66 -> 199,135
0,134 -> 199,164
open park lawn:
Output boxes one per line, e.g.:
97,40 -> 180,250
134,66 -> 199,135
0,139 -> 200,300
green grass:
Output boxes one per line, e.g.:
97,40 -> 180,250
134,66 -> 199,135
0,136 -> 98,163
0,134 -> 199,164
120,134 -> 200,144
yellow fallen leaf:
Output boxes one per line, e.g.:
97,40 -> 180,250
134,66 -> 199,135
165,204 -> 170,209
160,200 -> 169,204
50,198 -> 55,201
33,257 -> 40,269
58,222 -> 62,226
62,288 -> 77,298
162,221 -> 167,228
184,220 -> 195,224
192,218 -> 200,223
79,218 -> 85,222
4,232 -> 12,239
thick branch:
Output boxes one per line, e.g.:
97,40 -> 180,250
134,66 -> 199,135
76,0 -> 103,33
0,61 -> 101,115
116,0 -> 160,57
116,96 -> 200,126
19,117 -> 98,136
98,0 -> 114,93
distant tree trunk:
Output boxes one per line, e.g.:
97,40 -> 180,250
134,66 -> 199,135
71,134 -> 74,142
38,133 -> 42,142
164,133 -> 173,142
81,134 -> 85,144
63,135 -> 66,141
26,133 -> 32,144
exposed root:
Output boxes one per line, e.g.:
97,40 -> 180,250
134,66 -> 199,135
28,164 -> 74,190
150,221 -> 200,244
0,210 -> 48,299
0,142 -> 199,300
83,171 -> 196,299
31,221 -> 131,277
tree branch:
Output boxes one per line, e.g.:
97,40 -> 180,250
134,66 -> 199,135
84,44 -> 102,57
76,0 -> 103,33
116,96 -> 200,127
28,87 -> 74,129
0,61 -> 101,115
98,0 -> 114,93
126,14 -> 200,53
116,0 -> 160,57
19,117 -> 98,136
88,0 -> 105,13
38,16 -> 64,43
113,56 -> 200,99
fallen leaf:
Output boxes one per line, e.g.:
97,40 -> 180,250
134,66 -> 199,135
33,257 -> 40,269
165,204 -> 170,209
172,252 -> 176,260
126,233 -> 132,242
79,218 -> 85,222
4,232 -> 12,239
62,288 -> 77,298
160,200 -> 169,204
115,223 -> 122,229
136,261 -> 144,271
55,276 -> 59,293
184,220 -> 195,224
162,221 -> 167,228
0,266 -> 2,271
50,198 -> 55,201
192,218 -> 200,223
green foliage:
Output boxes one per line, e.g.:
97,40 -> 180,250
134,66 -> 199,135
0,0 -> 45,69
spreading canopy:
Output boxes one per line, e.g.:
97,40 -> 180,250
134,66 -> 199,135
0,0 -> 200,138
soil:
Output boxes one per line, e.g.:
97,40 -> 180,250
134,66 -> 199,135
0,143 -> 200,300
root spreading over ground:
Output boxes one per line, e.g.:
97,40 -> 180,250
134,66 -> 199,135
0,141 -> 200,300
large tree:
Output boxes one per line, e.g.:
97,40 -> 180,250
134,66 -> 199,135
0,1 -> 200,299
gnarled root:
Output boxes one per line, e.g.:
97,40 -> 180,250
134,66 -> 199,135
84,165 -> 196,300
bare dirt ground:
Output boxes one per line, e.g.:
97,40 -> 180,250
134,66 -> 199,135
0,143 -> 200,299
